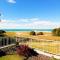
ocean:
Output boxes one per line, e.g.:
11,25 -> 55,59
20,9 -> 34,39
1,29 -> 52,32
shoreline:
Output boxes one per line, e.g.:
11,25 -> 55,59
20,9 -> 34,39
5,31 -> 51,33
1,29 -> 52,33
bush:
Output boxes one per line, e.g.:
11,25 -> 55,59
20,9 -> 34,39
57,28 -> 60,36
30,31 -> 36,35
0,30 -> 6,33
16,45 -> 39,60
0,30 -> 6,37
0,49 -> 6,57
52,28 -> 57,36
52,28 -> 60,36
37,32 -> 44,35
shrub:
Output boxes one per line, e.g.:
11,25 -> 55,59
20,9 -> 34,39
30,31 -> 36,35
16,45 -> 39,60
57,28 -> 60,36
52,28 -> 57,36
52,28 -> 60,36
37,32 -> 44,35
0,30 -> 6,37
0,30 -> 6,33
0,49 -> 6,57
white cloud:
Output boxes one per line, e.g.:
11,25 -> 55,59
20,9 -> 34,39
17,18 -> 39,23
7,0 -> 16,3
0,18 -> 60,29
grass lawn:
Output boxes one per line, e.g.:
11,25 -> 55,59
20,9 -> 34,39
0,55 -> 25,60
22,41 -> 60,55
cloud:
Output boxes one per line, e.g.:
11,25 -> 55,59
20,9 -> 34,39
17,18 -> 39,23
7,0 -> 16,3
0,18 -> 60,29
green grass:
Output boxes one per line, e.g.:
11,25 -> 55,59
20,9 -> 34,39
0,55 -> 25,60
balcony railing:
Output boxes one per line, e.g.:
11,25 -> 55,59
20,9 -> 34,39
0,37 -> 16,47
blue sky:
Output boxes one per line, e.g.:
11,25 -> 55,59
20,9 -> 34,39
0,0 -> 60,29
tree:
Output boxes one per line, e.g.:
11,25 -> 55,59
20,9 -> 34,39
0,30 -> 6,37
16,45 -> 39,60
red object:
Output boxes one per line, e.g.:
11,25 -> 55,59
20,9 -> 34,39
16,45 -> 29,56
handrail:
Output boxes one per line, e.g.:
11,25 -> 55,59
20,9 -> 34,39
0,44 -> 15,49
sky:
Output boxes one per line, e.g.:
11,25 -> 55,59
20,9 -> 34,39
0,0 -> 60,29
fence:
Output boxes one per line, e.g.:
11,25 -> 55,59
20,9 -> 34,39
0,37 -> 16,47
0,37 -> 60,56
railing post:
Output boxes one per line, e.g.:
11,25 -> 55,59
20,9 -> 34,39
1,37 -> 4,46
7,37 -> 9,45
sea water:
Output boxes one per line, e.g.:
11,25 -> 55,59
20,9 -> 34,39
0,29 -> 52,32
